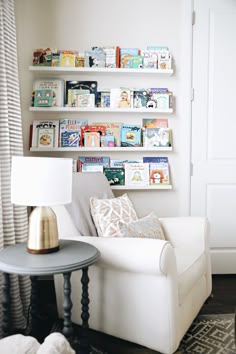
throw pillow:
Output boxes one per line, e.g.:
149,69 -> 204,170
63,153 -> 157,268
119,211 -> 165,240
90,193 -> 138,237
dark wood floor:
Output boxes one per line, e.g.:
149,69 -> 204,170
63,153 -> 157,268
37,274 -> 236,354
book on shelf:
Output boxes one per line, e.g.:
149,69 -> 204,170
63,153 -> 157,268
31,120 -> 59,148
146,88 -> 172,110
59,119 -> 88,147
34,89 -> 53,107
124,163 -> 150,187
140,49 -> 158,69
120,124 -> 142,147
143,127 -> 172,148
84,132 -> 100,147
102,46 -> 120,68
81,164 -> 104,173
80,125 -> 107,146
143,157 -> 170,185
142,118 -> 168,128
32,79 -> 64,107
101,135 -> 115,147
119,48 -> 140,68
76,93 -> 95,108
96,89 -> 110,108
110,159 -> 142,168
78,156 -> 110,172
85,47 -> 106,68
37,127 -> 54,148
104,167 -> 125,185
59,53 -> 76,67
110,88 -> 131,108
68,89 -> 90,107
65,80 -> 98,106
33,48 -> 56,66
131,89 -> 148,108
92,122 -> 123,147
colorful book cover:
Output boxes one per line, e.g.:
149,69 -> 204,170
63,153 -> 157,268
32,120 -> 59,148
104,167 -> 125,185
78,156 -> 110,172
92,122 -> 122,146
34,89 -> 53,107
132,90 -> 148,108
143,128 -> 172,148
102,46 -> 119,68
68,89 -> 90,107
37,128 -> 54,148
110,88 -> 131,108
140,50 -> 158,69
59,119 -> 88,147
124,163 -> 150,186
33,79 -> 64,107
143,157 -> 170,185
65,80 -> 97,105
85,47 -> 106,67
120,48 -> 140,67
80,125 -> 107,146
120,124 -> 142,147
142,118 -> 168,128
146,88 -> 170,110
84,132 -> 100,147
59,53 -> 76,67
101,135 -> 115,147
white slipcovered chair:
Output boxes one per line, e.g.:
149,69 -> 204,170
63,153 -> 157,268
53,172 -> 212,354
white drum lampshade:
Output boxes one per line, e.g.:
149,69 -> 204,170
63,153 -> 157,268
11,156 -> 73,254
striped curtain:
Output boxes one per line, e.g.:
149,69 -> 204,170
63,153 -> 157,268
0,0 -> 30,335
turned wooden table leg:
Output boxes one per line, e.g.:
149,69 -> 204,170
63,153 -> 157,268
2,273 -> 11,337
80,267 -> 90,354
62,272 -> 73,340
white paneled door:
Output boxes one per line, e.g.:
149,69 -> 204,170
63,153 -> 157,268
191,0 -> 236,273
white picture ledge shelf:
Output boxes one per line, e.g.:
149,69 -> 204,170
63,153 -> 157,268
29,107 -> 173,113
111,185 -> 172,190
30,147 -> 172,152
29,66 -> 174,75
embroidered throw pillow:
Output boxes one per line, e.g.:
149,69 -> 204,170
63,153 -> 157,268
90,194 -> 138,237
119,211 -> 165,240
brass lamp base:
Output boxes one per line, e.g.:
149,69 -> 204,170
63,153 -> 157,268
27,206 -> 59,254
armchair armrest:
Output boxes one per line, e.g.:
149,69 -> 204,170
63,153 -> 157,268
159,217 -> 208,252
60,236 -> 176,276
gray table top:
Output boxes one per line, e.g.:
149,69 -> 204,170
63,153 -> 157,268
0,240 -> 100,276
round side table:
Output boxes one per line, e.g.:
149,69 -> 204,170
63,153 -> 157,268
0,239 -> 100,354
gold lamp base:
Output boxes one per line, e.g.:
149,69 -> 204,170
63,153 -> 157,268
27,206 -> 59,254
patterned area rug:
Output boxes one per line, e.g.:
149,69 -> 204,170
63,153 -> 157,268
176,313 -> 235,354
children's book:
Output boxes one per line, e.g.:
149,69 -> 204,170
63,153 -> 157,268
143,157 -> 170,185
110,159 -> 142,167
146,88 -> 170,110
80,125 -> 107,146
119,48 -> 140,67
92,122 -> 122,147
110,88 -> 131,108
102,46 -> 120,68
68,89 -> 90,107
59,53 -> 76,67
124,163 -> 150,186
142,118 -> 168,128
78,156 -> 110,172
101,135 -> 115,147
140,49 -> 158,69
132,90 -> 148,108
31,120 -> 59,148
37,128 -> 54,148
81,164 -> 104,173
104,167 -> 125,185
76,93 -> 95,107
84,132 -> 100,147
85,47 -> 106,68
120,124 -> 142,147
143,128 -> 172,148
65,81 -> 97,106
59,119 -> 88,147
34,89 -> 53,107
33,48 -> 55,66
33,79 -> 64,107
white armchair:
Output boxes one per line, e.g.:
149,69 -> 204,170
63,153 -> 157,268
53,172 -> 212,354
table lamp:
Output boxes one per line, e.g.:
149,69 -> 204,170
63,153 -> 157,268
11,156 -> 73,254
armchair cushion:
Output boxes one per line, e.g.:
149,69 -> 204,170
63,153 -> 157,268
90,193 -> 138,237
119,211 -> 165,240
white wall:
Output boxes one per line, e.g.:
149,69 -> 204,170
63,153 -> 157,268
14,0 -> 192,218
